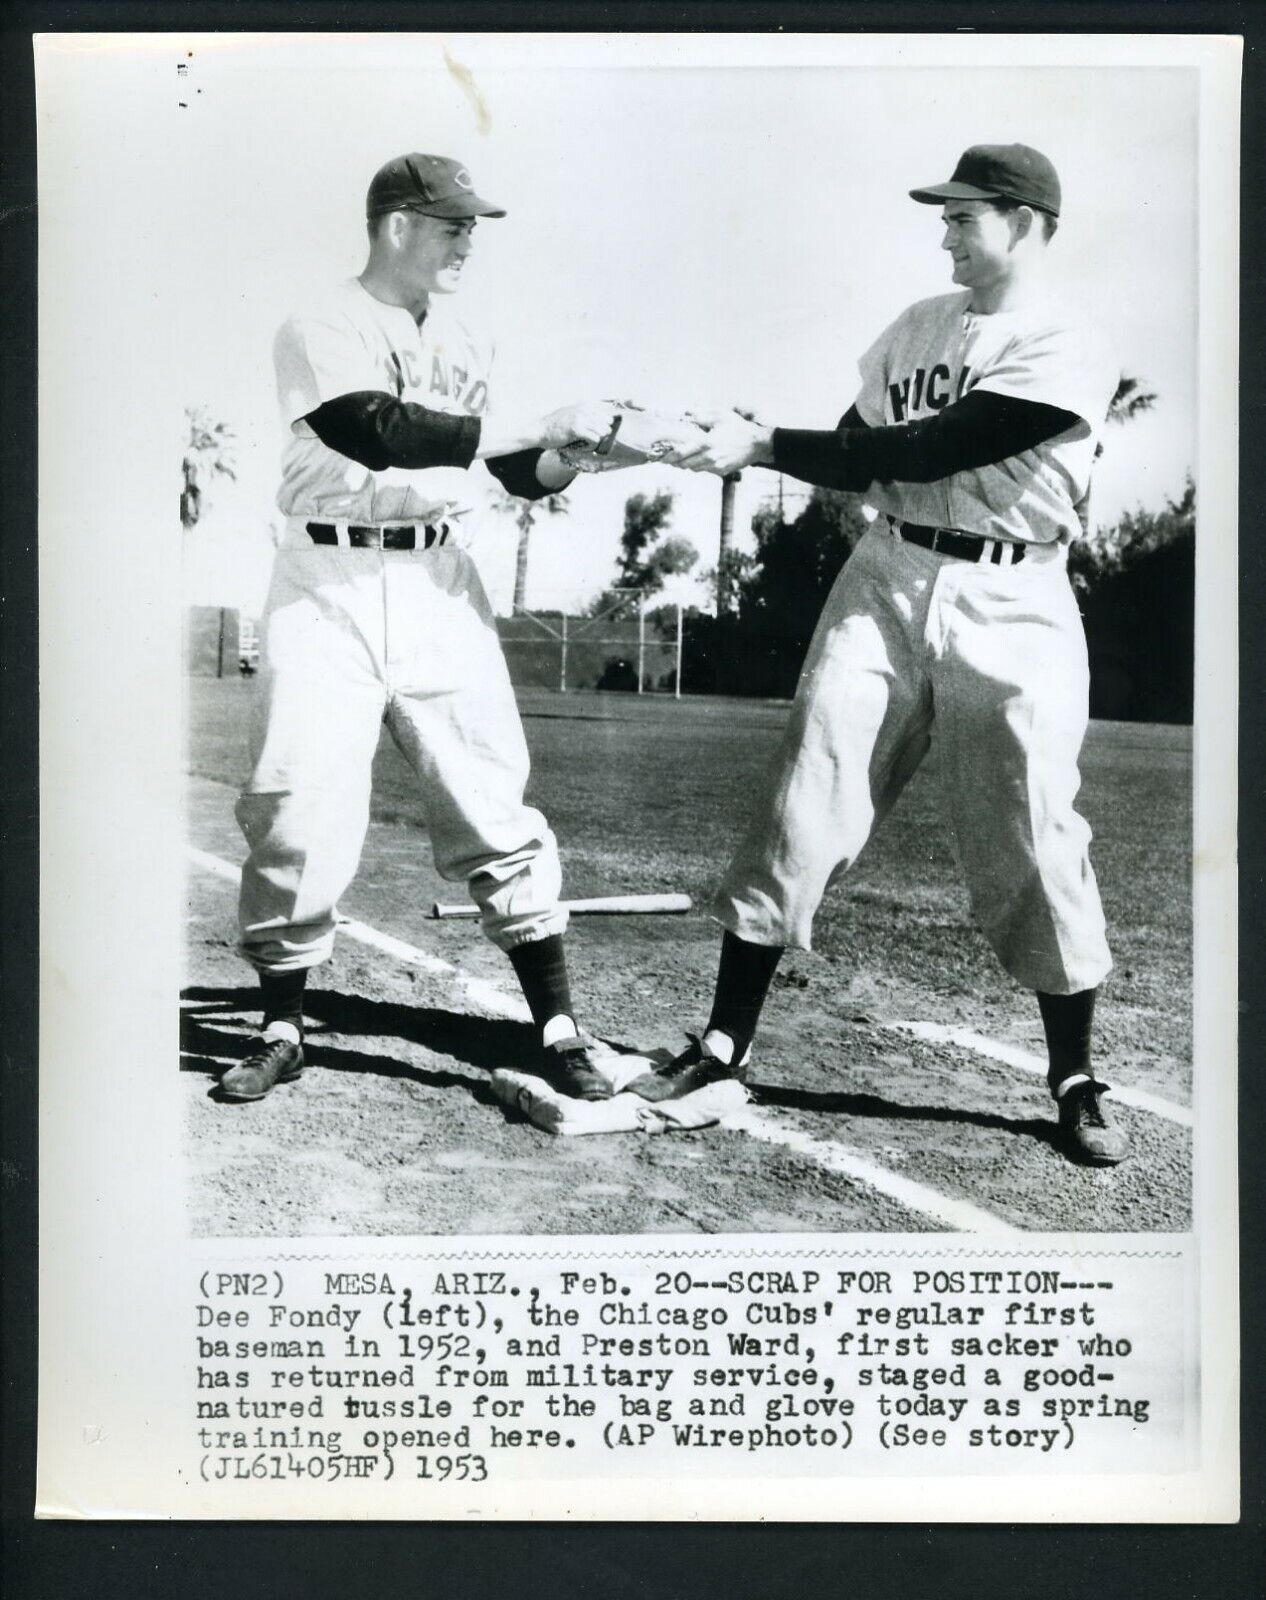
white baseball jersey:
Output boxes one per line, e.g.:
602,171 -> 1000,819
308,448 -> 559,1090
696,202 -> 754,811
715,286 -> 1116,994
853,291 -> 1119,544
273,278 -> 493,527
237,278 -> 567,971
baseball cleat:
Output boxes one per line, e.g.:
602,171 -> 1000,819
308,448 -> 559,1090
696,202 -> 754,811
541,1035 -> 613,1101
218,1037 -> 305,1102
628,1034 -> 748,1102
1054,1078 -> 1130,1166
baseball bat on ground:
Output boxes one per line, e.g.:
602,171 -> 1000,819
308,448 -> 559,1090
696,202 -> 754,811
431,893 -> 692,919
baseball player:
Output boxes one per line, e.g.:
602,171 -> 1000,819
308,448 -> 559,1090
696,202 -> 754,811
219,153 -> 626,1105
636,145 -> 1129,1166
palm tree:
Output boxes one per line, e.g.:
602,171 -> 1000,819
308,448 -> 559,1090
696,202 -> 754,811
717,472 -> 740,615
181,406 -> 237,530
491,489 -> 570,613
1094,375 -> 1157,468
1106,375 -> 1157,427
714,406 -> 759,617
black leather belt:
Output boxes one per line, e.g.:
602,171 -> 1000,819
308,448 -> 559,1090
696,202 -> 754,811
890,518 -> 1026,566
305,521 -> 450,551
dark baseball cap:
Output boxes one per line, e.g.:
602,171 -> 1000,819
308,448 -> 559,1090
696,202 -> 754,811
366,153 -> 506,220
909,144 -> 1061,217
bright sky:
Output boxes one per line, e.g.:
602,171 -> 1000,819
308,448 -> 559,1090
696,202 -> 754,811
159,34 -> 1199,615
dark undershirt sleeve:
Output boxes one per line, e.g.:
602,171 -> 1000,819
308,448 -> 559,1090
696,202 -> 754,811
305,391 -> 482,471
770,391 -> 1078,493
484,448 -> 559,502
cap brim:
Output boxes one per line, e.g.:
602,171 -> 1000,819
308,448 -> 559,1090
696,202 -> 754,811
367,195 -> 507,219
908,181 -> 1001,205
417,195 -> 507,219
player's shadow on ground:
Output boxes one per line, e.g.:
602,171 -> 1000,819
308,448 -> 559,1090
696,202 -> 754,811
753,1082 -> 1061,1153
180,985 -> 535,1107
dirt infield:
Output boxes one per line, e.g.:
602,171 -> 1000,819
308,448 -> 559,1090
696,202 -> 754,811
183,681 -> 1192,1237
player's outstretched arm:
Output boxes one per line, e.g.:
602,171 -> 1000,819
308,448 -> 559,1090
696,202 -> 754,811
489,403 -> 720,494
303,393 -> 618,475
306,391 -> 481,471
480,401 -> 632,499
773,391 -> 1079,490
475,400 -> 620,460
661,412 -> 776,476
664,392 -> 1079,491
306,391 -> 716,500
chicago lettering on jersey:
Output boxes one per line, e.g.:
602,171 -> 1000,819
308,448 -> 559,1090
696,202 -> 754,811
386,348 -> 489,416
888,363 -> 972,423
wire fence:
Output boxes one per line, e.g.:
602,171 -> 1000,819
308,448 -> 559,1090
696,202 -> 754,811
499,590 -> 684,695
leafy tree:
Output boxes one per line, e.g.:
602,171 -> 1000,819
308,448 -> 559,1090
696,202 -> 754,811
490,488 -> 570,613
181,407 -> 237,530
700,545 -> 756,607
1069,475 -> 1194,592
702,485 -> 870,697
591,490 -> 697,616
1074,476 -> 1196,723
641,536 -> 699,589
616,490 -> 675,584
1063,373 -> 1190,720
741,487 -> 869,626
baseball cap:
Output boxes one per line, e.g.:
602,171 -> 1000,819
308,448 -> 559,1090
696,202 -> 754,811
909,144 -> 1061,217
366,153 -> 507,220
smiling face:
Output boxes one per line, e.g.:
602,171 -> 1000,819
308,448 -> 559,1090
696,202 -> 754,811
397,212 -> 477,297
939,198 -> 1028,297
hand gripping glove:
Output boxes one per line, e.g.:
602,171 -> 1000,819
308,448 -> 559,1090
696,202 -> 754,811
556,401 -> 712,473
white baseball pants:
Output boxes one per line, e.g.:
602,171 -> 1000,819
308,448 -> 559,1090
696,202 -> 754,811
237,536 -> 566,973
716,525 -> 1111,995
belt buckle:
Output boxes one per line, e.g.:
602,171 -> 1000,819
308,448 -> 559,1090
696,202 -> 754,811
350,524 -> 419,550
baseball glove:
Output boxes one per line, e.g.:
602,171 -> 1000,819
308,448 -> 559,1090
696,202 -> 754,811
556,401 -> 711,473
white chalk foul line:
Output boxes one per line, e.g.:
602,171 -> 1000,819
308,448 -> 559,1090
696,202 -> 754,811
187,846 -> 1014,1232
335,915 -> 530,1022
724,1108 -> 1018,1236
884,1021 -> 1192,1129
188,847 -> 242,887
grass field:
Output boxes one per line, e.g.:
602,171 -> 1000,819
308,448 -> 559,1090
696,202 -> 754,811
183,678 -> 1192,1236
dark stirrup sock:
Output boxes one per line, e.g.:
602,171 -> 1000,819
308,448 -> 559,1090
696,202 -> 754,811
507,934 -> 575,1033
260,967 -> 308,1035
705,930 -> 786,1061
1036,988 -> 1097,1092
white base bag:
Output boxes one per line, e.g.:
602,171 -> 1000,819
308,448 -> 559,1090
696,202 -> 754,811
490,1053 -> 748,1136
